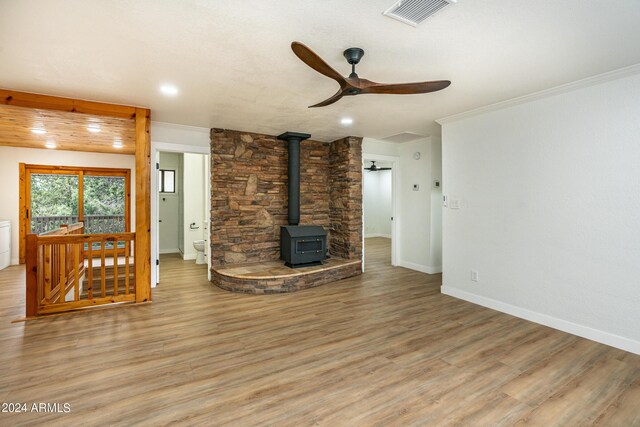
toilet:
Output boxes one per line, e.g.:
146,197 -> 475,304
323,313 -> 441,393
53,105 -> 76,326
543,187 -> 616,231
193,240 -> 206,264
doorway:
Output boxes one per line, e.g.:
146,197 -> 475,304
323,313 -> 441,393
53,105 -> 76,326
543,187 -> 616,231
151,142 -> 210,286
362,154 -> 399,270
158,152 -> 182,255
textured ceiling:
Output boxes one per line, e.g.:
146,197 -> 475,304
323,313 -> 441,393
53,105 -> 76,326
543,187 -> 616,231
1,0 -> 640,141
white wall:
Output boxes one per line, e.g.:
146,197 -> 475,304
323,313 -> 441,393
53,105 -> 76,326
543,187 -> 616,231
362,137 -> 442,274
182,153 -> 207,260
430,137 -> 443,268
379,170 -> 392,236
151,122 -> 210,147
363,168 -> 392,238
158,152 -> 182,253
440,71 -> 640,355
398,139 -> 436,272
0,146 -> 135,265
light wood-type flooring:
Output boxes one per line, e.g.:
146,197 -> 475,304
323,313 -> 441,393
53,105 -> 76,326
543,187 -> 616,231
0,237 -> 639,426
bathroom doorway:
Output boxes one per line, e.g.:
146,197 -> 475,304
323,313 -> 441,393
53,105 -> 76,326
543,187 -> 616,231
151,142 -> 210,286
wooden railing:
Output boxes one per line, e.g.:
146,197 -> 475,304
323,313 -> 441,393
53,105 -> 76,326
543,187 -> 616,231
25,224 -> 136,316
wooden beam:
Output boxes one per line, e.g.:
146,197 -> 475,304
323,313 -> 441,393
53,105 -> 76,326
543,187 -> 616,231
134,107 -> 151,303
0,89 -> 138,119
19,163 -> 26,264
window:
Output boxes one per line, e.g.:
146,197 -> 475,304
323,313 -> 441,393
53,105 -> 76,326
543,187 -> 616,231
159,169 -> 175,193
19,164 -> 131,263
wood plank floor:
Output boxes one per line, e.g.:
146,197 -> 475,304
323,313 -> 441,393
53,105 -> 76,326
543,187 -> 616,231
0,237 -> 639,426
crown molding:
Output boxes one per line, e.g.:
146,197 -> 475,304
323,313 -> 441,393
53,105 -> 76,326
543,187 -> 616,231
436,63 -> 640,125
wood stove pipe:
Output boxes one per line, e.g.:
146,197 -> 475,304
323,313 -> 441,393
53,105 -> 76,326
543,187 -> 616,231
277,131 -> 311,226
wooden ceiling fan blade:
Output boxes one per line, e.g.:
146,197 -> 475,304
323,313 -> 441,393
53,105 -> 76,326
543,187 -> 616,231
291,42 -> 346,85
308,90 -> 343,108
361,80 -> 451,95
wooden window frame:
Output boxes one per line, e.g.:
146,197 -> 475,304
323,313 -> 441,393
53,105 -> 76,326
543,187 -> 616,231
19,164 -> 131,263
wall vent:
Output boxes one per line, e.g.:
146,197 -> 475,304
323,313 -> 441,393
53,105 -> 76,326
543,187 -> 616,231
383,0 -> 456,27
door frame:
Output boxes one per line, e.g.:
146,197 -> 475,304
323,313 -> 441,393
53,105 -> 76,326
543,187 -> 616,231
151,141 -> 210,287
361,153 -> 400,269
19,163 -> 131,263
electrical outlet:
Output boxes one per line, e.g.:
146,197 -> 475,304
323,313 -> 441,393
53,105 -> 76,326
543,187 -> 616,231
471,270 -> 479,282
450,197 -> 460,209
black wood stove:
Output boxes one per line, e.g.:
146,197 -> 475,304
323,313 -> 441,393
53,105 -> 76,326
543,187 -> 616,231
277,131 -> 327,268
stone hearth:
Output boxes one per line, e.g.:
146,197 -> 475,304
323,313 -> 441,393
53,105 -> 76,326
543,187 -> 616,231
212,258 -> 361,294
210,128 -> 362,293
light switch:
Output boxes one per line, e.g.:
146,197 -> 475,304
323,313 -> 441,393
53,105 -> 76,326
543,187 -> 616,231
413,184 -> 419,191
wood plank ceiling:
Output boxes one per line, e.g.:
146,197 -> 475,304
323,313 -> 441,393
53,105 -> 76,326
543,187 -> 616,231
0,103 -> 136,154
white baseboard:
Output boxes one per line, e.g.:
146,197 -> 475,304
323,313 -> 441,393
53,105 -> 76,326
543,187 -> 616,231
182,253 -> 196,261
159,248 -> 179,254
364,233 -> 391,239
399,261 -> 442,275
11,258 -> 19,266
441,286 -> 640,356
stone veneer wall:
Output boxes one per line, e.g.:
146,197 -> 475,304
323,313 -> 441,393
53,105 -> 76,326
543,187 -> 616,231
210,128 -> 362,268
329,136 -> 363,260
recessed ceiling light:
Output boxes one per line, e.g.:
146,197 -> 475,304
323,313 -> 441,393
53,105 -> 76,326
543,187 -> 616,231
87,124 -> 101,133
160,84 -> 179,96
341,117 -> 353,125
113,140 -> 123,149
45,141 -> 56,149
31,128 -> 47,135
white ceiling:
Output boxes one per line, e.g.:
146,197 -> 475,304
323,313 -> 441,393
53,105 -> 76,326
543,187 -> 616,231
2,0 -> 640,142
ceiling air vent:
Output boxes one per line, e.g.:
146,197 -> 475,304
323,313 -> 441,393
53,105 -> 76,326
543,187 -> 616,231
383,0 -> 456,27
382,132 -> 426,143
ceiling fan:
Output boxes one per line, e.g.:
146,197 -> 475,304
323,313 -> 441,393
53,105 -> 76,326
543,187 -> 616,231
291,41 -> 451,108
364,161 -> 392,172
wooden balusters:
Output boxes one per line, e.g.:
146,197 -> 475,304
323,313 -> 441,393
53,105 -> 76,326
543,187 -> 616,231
124,241 -> 130,295
101,240 -> 106,298
58,243 -> 66,302
73,243 -> 80,301
43,245 -> 51,303
87,243 -> 93,300
25,228 -> 137,317
113,241 -> 119,297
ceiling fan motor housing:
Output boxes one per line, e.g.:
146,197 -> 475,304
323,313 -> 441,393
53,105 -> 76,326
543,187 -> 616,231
343,47 -> 365,65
